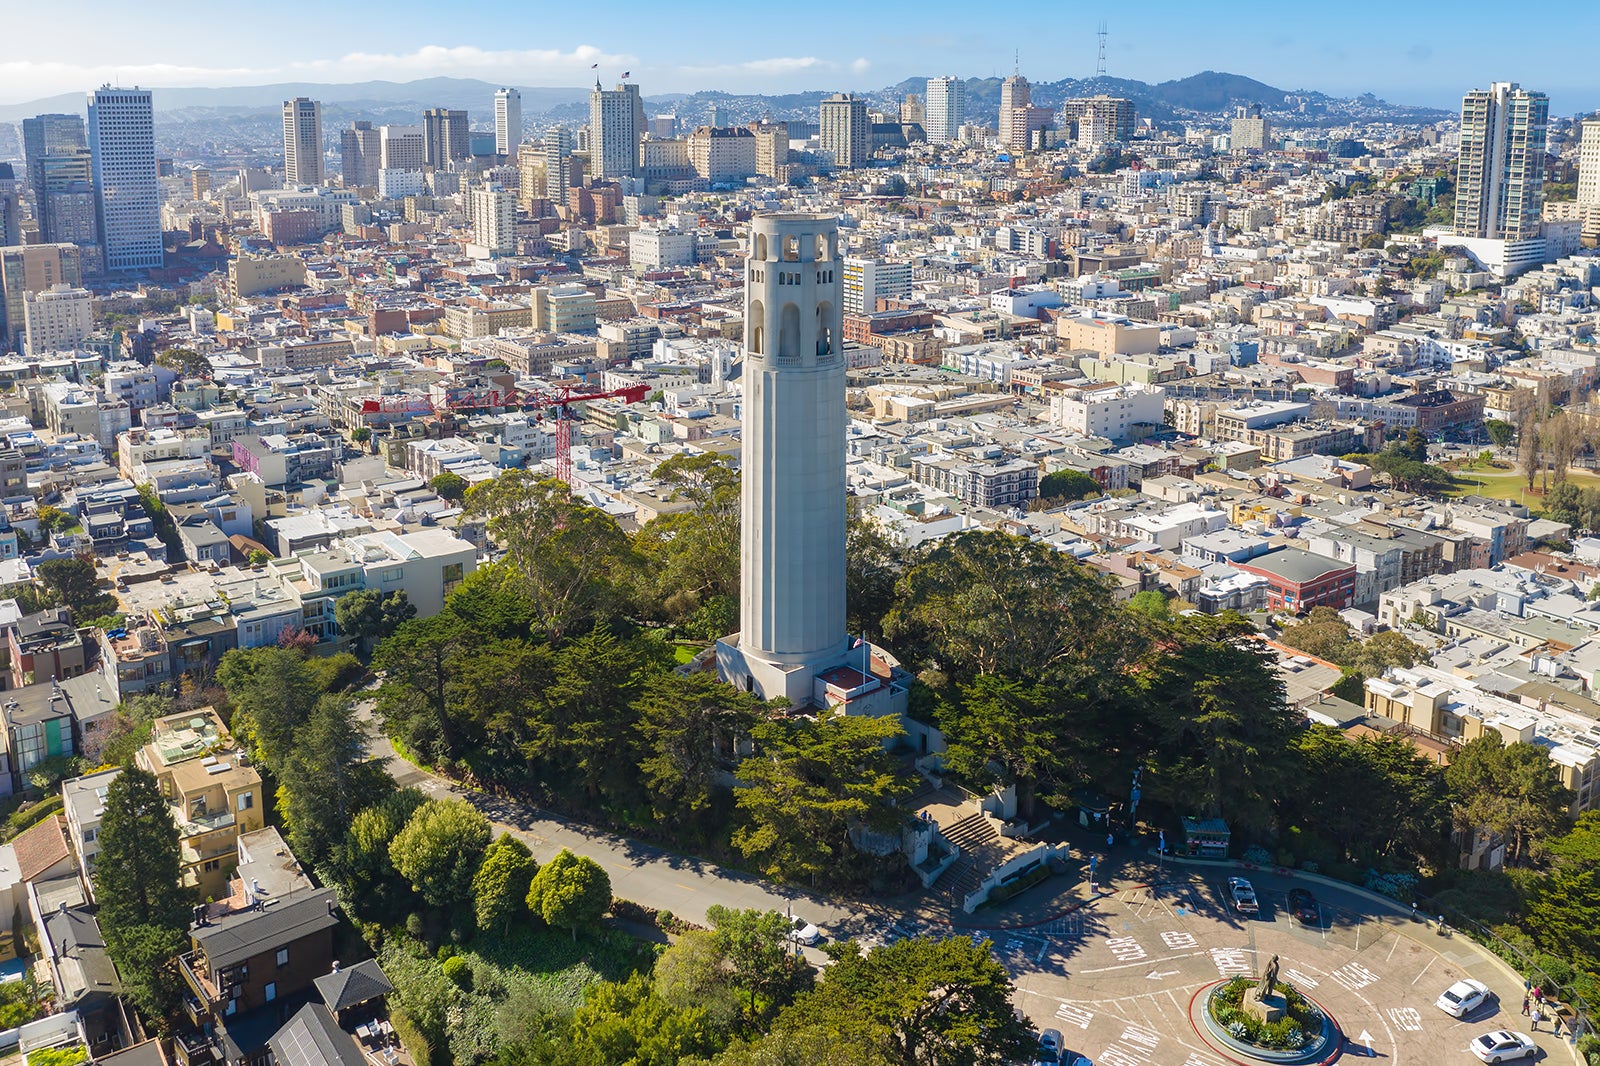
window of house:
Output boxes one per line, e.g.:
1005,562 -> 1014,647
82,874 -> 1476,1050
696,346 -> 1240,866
276,948 -> 289,967
264,982 -> 276,1002
238,792 -> 253,812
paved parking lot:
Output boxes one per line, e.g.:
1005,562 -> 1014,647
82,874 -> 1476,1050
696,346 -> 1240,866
882,870 -> 1575,1066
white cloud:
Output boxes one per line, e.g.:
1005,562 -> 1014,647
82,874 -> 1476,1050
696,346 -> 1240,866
675,56 -> 835,77
850,57 -> 872,75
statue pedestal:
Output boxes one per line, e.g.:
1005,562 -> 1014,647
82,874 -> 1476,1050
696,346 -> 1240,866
1246,990 -> 1285,1024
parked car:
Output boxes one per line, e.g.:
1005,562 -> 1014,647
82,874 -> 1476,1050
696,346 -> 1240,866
1035,1028 -> 1063,1065
1470,1030 -> 1537,1063
1288,887 -> 1319,924
1437,978 -> 1493,1018
786,915 -> 820,946
1228,877 -> 1259,916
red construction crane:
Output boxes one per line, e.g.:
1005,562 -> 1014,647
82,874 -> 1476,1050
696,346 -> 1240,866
360,382 -> 651,483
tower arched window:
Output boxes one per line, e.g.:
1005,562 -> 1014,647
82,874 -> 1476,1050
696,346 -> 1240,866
816,301 -> 834,356
749,299 -> 765,354
778,303 -> 800,359
782,235 -> 799,261
754,233 -> 767,261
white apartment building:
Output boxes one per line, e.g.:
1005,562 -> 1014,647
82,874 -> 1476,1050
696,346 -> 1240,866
1455,82 -> 1547,241
1579,118 -> 1600,208
630,227 -> 696,270
494,88 -> 522,156
926,76 -> 965,144
41,382 -> 131,448
22,284 -> 92,355
378,169 -> 425,199
379,125 -> 426,171
1047,380 -> 1166,443
471,186 -> 517,256
842,257 -> 912,314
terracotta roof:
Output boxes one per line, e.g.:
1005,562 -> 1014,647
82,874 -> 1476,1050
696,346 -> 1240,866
13,814 -> 71,882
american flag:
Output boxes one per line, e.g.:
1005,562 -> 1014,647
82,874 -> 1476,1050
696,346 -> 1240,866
590,63 -> 598,70
621,71 -> 631,79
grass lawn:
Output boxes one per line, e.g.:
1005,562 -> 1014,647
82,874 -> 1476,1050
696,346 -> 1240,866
1443,463 -> 1600,504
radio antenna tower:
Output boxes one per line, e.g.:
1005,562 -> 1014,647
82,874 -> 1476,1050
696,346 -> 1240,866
1096,22 -> 1108,78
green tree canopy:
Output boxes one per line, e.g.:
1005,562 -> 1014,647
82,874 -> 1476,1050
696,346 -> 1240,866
389,798 -> 493,907
430,471 -> 469,501
94,765 -> 192,1026
275,694 -> 392,870
464,472 -> 639,640
635,671 -> 761,834
845,502 -> 910,642
335,588 -> 417,656
216,646 -> 320,774
526,848 -> 612,941
1036,469 -> 1101,503
704,905 -> 808,1018
1445,733 -> 1573,865
732,712 -> 911,884
784,937 -> 1034,1066
34,557 -> 117,624
472,834 -> 538,934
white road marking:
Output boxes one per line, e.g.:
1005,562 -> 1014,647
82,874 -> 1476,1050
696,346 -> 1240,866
1055,1003 -> 1096,1029
1329,961 -> 1382,991
1409,956 -> 1437,986
1209,947 -> 1252,976
1107,935 -> 1148,962
1388,1007 -> 1424,1032
1161,930 -> 1198,949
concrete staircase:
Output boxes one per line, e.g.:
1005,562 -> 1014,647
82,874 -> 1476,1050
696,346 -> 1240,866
930,812 -> 1003,900
942,810 -> 1001,852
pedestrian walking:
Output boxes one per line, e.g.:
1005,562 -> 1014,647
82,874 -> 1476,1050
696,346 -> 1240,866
1531,1006 -> 1542,1032
1522,995 -> 1531,1016
1106,832 -> 1114,850
1553,1014 -> 1564,1039
1534,985 -> 1544,1003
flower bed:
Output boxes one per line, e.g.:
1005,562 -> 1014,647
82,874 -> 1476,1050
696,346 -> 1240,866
1207,976 -> 1324,1052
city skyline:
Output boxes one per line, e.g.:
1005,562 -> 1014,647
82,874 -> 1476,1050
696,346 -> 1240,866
2,0 -> 1598,115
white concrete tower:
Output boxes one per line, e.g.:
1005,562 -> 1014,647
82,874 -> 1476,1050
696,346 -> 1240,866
718,213 -> 848,706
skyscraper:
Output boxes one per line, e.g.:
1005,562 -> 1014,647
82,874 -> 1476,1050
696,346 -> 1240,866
926,77 -> 966,144
282,98 -> 323,186
22,114 -> 86,230
543,125 -> 575,204
422,109 -> 470,168
1578,118 -> 1600,208
1455,82 -> 1548,241
0,166 -> 18,247
819,93 -> 868,170
716,214 -> 848,706
379,126 -> 426,171
1061,95 -> 1137,144
589,81 -> 644,180
340,121 -> 381,188
88,87 -> 162,273
494,89 -> 522,156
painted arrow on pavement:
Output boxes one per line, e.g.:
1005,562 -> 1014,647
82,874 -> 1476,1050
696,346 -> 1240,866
1146,970 -> 1180,980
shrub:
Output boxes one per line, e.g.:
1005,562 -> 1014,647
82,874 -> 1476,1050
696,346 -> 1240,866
1243,845 -> 1273,864
440,955 -> 471,989
28,1046 -> 88,1066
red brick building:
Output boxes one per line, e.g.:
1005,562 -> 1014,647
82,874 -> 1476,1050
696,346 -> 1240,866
1232,547 -> 1356,613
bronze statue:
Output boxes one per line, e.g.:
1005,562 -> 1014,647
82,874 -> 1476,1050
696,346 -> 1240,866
1258,954 -> 1281,998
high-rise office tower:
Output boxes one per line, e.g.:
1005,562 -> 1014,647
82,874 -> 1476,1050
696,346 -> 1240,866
716,214 -> 848,706
494,89 -> 522,156
282,97 -> 324,186
1455,82 -> 1548,241
900,94 -> 925,127
819,93 -> 868,170
748,121 -> 789,179
22,114 -> 87,229
36,150 -> 97,255
543,125 -> 575,203
589,81 -> 644,180
379,125 -> 426,171
709,104 -> 729,129
471,185 -> 517,255
88,87 -> 162,273
422,108 -> 470,168
340,121 -> 381,188
0,166 -> 19,247
998,73 -> 1030,148
1578,118 -> 1600,208
925,77 -> 966,144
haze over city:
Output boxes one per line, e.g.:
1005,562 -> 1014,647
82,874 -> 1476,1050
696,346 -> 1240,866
2,0 -> 1597,111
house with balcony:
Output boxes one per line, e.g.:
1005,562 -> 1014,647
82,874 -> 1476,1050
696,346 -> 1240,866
9,608 -> 91,688
135,709 -> 263,899
176,830 -> 339,1066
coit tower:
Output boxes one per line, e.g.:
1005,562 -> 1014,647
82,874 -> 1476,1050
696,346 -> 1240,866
719,213 -> 848,705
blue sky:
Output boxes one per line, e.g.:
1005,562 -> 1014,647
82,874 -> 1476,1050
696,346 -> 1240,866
2,0 -> 1596,114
